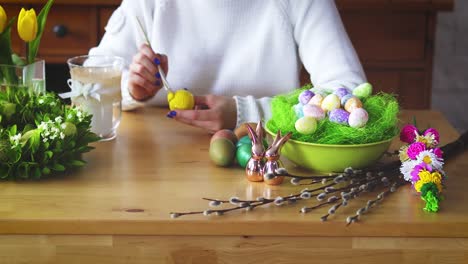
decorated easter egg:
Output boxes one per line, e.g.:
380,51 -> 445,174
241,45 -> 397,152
308,94 -> 324,106
236,135 -> 268,149
293,103 -> 304,119
352,83 -> 373,99
295,116 -> 317,135
341,94 -> 354,106
209,138 -> 236,167
167,89 -> 195,110
334,88 -> 351,99
344,97 -> 363,113
210,129 -> 238,145
328,108 -> 350,125
299,90 -> 315,105
234,123 -> 265,140
348,108 -> 369,128
236,144 -> 252,168
321,94 -> 341,112
303,104 -> 325,120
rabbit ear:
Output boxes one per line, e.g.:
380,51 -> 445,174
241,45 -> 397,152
256,121 -> 263,140
246,124 -> 258,144
274,132 -> 292,149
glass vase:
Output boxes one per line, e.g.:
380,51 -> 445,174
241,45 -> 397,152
0,60 -> 46,94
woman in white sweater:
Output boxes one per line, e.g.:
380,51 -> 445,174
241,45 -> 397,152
90,0 -> 365,133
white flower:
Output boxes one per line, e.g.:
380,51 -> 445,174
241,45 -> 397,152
55,116 -> 63,124
9,133 -> 22,146
400,159 -> 418,182
61,123 -> 67,129
38,99 -> 44,104
67,114 -> 73,119
416,150 -> 444,170
60,132 -> 65,139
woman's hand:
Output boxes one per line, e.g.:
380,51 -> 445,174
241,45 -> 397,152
167,95 -> 237,133
128,44 -> 168,101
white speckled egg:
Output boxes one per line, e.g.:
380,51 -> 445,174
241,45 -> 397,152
307,94 -> 324,106
348,108 -> 369,128
321,94 -> 341,112
295,116 -> 317,135
344,97 -> 363,113
328,108 -> 350,125
303,104 -> 325,120
293,103 -> 304,119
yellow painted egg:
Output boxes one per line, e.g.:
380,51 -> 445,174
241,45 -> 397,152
321,94 -> 341,112
168,89 -> 195,110
295,116 -> 317,135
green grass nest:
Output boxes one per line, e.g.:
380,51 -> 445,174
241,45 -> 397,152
266,85 -> 400,145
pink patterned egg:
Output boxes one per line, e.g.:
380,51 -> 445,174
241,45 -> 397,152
303,104 -> 325,120
307,94 -> 324,106
348,108 -> 369,128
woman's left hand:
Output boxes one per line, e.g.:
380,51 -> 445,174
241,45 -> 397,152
167,95 -> 237,133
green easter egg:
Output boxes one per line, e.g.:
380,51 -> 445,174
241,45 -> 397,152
352,83 -> 373,99
209,138 -> 236,167
236,144 -> 252,168
237,135 -> 252,147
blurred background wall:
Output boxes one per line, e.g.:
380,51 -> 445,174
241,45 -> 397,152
433,0 -> 468,132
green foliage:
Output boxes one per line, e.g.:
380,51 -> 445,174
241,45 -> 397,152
28,0 -> 54,64
0,86 -> 99,180
266,86 -> 400,145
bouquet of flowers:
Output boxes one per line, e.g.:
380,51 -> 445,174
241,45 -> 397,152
399,124 -> 445,212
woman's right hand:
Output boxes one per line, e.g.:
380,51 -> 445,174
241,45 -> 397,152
128,43 -> 168,101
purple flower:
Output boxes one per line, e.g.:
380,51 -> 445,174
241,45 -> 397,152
400,124 -> 419,143
410,163 -> 432,182
433,148 -> 443,159
424,128 -> 440,144
407,142 -> 426,160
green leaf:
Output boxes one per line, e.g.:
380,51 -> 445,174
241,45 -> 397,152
69,159 -> 86,167
51,163 -> 65,172
44,151 -> 53,159
28,0 -> 54,64
42,166 -> 51,175
11,53 -> 27,66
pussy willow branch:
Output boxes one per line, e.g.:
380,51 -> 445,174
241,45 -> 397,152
170,130 -> 468,223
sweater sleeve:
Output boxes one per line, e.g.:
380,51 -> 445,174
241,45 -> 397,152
233,95 -> 272,128
290,0 -> 366,92
88,0 -> 153,111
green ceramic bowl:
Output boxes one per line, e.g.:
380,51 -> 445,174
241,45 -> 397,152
266,128 -> 393,173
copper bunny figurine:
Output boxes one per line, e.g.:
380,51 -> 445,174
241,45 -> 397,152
245,122 -> 265,182
263,130 -> 292,185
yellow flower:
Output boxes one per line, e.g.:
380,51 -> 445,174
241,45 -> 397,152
0,5 -> 7,33
17,8 -> 38,42
415,170 -> 443,193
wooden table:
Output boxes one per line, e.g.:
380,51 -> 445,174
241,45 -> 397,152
0,108 -> 467,263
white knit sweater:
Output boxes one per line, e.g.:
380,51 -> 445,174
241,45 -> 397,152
90,0 -> 365,127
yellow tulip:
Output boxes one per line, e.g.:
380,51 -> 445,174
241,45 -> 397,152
0,5 -> 7,33
17,8 -> 38,42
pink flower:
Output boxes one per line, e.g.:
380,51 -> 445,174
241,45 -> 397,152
410,163 -> 432,182
433,148 -> 443,159
400,125 -> 419,143
424,128 -> 440,144
407,142 -> 426,160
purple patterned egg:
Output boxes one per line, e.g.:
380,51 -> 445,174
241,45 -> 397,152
328,108 -> 350,125
348,108 -> 369,128
340,94 -> 354,106
303,104 -> 325,120
299,90 -> 315,105
334,88 -> 351,99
